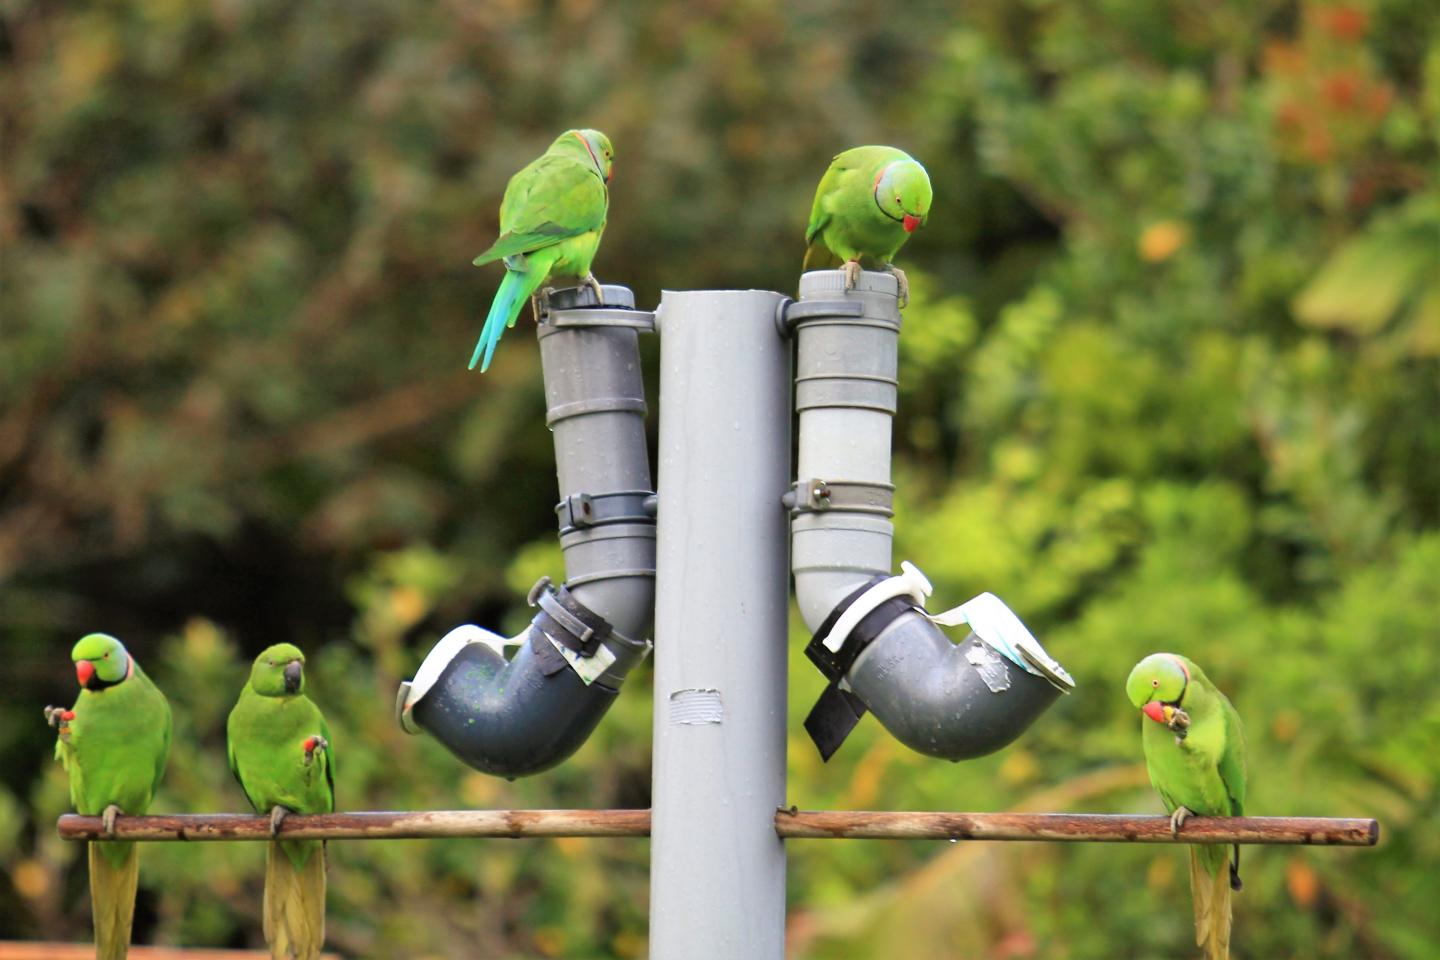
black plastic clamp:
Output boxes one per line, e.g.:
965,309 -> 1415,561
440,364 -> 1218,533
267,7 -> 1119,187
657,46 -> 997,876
803,576 -> 922,761
782,479 -> 895,517
555,490 -> 657,532
526,577 -> 615,677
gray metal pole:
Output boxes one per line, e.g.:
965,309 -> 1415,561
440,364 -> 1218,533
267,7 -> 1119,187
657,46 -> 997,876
650,290 -> 792,960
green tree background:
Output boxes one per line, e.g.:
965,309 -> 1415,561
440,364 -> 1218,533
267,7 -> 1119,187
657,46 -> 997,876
3,0 -> 1438,957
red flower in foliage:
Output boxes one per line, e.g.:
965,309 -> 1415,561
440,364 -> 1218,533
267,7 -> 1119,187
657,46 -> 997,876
1322,71 -> 1360,109
1319,6 -> 1368,42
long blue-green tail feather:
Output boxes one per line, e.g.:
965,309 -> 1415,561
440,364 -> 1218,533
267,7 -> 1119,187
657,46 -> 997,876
470,269 -> 523,371
470,267 -> 548,372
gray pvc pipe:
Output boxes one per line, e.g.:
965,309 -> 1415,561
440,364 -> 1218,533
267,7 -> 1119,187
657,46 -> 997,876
396,285 -> 655,778
649,290 -> 791,960
790,270 -> 1067,761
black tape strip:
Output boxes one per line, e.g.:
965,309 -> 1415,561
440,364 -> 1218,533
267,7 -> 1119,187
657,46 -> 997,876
803,575 -> 922,762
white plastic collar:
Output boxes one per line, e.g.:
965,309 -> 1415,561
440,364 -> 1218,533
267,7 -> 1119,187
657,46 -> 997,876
821,562 -> 1075,692
402,624 -> 522,714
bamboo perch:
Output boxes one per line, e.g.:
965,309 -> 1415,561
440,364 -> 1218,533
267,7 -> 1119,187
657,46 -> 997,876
58,810 -> 1378,846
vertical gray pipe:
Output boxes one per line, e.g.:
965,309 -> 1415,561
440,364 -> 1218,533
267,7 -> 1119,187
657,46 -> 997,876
650,290 -> 792,960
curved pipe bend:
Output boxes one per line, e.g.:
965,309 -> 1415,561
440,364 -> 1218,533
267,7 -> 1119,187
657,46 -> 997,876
397,284 -> 655,778
790,269 -> 1070,762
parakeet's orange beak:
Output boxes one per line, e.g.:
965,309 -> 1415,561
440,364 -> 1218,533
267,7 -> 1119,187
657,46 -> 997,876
903,214 -> 921,233
75,660 -> 94,686
1142,701 -> 1167,723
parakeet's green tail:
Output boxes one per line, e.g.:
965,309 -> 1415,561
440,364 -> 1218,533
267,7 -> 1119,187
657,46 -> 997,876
469,264 -> 548,372
263,840 -> 326,960
89,841 -> 139,960
1189,846 -> 1233,960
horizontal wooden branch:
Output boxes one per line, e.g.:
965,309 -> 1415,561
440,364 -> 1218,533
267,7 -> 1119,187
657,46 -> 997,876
0,943 -> 340,959
57,809 -> 650,842
58,809 -> 1378,847
774,810 -> 1380,846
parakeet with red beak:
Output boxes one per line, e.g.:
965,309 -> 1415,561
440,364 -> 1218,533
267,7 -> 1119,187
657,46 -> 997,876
47,633 -> 172,959
1127,653 -> 1246,960
802,145 -> 933,306
228,644 -> 334,960
469,128 -> 614,372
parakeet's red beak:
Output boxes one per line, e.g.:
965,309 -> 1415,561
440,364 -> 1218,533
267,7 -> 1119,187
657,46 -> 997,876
1142,701 -> 1166,723
903,214 -> 921,233
75,660 -> 94,686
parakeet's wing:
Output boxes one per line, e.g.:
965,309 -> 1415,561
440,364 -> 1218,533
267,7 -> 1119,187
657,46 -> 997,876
226,696 -> 260,810
804,152 -> 851,248
473,156 -> 607,266
1218,699 -> 1246,816
319,710 -> 335,810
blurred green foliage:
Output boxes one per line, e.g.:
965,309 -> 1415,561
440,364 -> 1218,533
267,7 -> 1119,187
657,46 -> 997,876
2,0 -> 1438,957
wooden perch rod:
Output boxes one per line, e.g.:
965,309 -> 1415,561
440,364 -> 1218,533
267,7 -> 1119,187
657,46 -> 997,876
775,810 -> 1379,845
58,810 -> 1378,846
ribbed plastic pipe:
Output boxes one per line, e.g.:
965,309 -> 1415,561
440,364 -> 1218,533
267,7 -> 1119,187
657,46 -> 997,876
649,290 -> 791,960
790,270 -> 1067,761
396,285 -> 654,778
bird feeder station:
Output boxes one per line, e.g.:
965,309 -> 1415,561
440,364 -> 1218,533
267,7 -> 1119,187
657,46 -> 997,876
59,271 -> 1379,959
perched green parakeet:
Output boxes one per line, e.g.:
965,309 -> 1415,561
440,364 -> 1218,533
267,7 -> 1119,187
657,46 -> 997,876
228,644 -> 334,960
48,633 -> 172,960
469,128 -> 615,372
1127,653 -> 1247,960
802,145 -> 933,305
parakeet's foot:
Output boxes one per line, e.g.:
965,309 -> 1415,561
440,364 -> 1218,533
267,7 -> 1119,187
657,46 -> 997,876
44,705 -> 70,728
1169,805 -> 1193,838
302,735 -> 329,766
583,273 -> 605,304
1167,705 -> 1190,742
534,286 -> 558,323
101,804 -> 123,837
530,295 -> 542,325
269,805 -> 290,838
1230,854 -> 1243,891
886,265 -> 910,308
842,260 -> 862,291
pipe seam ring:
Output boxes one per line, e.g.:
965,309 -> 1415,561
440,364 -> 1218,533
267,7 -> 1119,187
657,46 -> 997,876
794,372 -> 899,387
538,309 -> 656,334
545,396 -> 647,424
562,567 -> 656,587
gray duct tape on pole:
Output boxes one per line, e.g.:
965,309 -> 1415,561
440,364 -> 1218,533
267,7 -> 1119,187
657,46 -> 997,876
395,285 -> 656,778
786,270 -> 1073,763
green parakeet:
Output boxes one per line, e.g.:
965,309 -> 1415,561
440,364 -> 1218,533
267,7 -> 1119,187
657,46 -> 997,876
469,128 -> 615,372
803,145 -> 933,305
227,644 -> 334,960
48,633 -> 172,960
1127,653 -> 1247,960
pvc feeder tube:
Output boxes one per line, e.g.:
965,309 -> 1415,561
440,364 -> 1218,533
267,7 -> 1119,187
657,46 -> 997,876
649,290 -> 791,960
789,270 -> 1071,762
396,285 -> 656,778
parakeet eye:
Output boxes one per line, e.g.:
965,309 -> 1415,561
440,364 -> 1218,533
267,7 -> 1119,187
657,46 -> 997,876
1151,679 -> 1159,687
